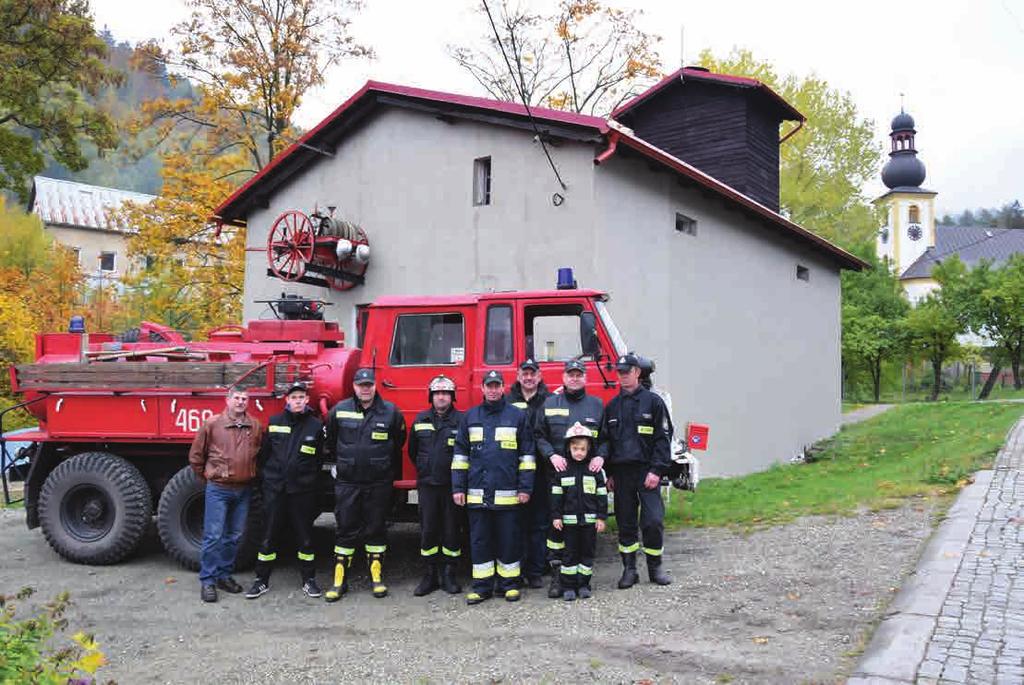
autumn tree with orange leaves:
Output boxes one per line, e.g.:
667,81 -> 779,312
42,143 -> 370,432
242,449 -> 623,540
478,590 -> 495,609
0,198 -> 83,414
118,0 -> 371,335
135,0 -> 372,175
450,0 -> 662,116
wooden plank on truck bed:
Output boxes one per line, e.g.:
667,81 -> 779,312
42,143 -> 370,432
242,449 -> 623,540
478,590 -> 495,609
14,362 -> 301,391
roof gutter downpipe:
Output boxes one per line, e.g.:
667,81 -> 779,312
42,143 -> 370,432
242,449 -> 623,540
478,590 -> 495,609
594,131 -> 620,165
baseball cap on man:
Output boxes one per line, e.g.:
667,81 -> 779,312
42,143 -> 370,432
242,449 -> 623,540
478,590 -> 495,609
483,370 -> 504,385
615,353 -> 640,372
285,381 -> 309,396
564,359 -> 586,373
353,368 -> 375,384
519,358 -> 539,371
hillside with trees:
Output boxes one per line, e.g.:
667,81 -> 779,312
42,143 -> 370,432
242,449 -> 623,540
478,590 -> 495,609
37,29 -> 195,196
938,201 -> 1024,229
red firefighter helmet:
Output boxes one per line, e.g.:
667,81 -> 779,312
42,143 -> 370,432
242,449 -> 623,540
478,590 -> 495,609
427,374 -> 457,404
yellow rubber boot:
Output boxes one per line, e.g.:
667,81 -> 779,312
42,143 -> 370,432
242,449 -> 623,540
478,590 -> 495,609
324,556 -> 349,602
369,554 -> 388,598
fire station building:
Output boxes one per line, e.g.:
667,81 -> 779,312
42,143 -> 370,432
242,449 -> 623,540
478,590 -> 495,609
216,68 -> 864,477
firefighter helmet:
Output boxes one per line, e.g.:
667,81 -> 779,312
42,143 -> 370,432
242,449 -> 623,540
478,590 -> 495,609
564,421 -> 594,441
428,374 -> 457,404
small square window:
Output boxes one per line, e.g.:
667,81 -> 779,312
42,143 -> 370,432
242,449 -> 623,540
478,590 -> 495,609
796,265 -> 810,282
69,247 -> 81,264
473,156 -> 491,206
675,212 -> 697,236
99,252 -> 116,272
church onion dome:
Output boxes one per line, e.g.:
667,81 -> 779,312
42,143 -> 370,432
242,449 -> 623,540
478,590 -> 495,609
882,154 -> 927,189
891,110 -> 915,131
882,106 -> 925,189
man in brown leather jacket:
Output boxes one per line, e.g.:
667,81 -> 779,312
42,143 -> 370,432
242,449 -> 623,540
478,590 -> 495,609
188,387 -> 264,603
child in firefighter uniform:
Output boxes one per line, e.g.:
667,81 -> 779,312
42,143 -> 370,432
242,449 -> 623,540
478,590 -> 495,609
408,375 -> 464,596
550,422 -> 608,600
245,382 -> 324,599
452,370 -> 535,604
324,367 -> 406,601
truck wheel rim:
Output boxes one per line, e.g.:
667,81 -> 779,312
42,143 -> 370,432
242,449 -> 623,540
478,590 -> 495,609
60,485 -> 114,542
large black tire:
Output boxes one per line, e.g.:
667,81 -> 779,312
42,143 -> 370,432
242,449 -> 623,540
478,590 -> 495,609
38,452 -> 153,565
156,466 -> 262,571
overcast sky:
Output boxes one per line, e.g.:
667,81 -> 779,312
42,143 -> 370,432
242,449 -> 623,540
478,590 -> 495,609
90,0 -> 1024,217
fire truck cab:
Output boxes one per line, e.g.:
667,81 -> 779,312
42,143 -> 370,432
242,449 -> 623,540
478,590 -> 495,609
365,286 -> 628,489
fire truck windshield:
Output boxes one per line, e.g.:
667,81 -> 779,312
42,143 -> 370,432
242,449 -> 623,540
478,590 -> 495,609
594,300 -> 628,356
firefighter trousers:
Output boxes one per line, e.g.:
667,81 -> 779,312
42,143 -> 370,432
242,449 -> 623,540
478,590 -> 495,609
255,487 -> 316,582
417,484 -> 463,564
334,481 -> 392,557
560,524 -> 596,590
610,465 -> 664,557
468,508 -> 521,595
523,469 -> 557,577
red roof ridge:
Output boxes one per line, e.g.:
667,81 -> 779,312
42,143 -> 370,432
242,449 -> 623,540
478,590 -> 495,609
611,66 -> 804,122
211,78 -> 861,270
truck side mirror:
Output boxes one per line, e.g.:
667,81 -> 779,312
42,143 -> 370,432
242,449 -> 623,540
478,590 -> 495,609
580,312 -> 600,359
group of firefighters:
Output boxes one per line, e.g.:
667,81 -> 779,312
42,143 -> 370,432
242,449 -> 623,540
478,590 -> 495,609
188,353 -> 673,605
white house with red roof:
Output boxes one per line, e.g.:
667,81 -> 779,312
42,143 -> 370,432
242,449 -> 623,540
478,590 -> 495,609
215,68 -> 865,477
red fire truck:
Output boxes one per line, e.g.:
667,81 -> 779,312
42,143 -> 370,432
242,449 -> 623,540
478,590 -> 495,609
3,279 -> 697,569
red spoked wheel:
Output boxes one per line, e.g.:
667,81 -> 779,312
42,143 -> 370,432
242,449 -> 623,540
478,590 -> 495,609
267,210 -> 315,281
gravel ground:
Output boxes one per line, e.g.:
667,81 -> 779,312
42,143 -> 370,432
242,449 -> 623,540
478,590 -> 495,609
0,500 -> 938,684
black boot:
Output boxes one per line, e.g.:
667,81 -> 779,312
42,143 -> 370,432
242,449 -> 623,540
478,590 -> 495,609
324,555 -> 351,603
414,563 -> 440,597
547,562 -> 563,599
647,555 -> 673,586
440,563 -> 462,594
617,552 -> 639,589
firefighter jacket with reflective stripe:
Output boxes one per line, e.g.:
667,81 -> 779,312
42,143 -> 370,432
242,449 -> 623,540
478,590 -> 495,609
534,389 -> 604,470
259,408 -> 324,494
550,457 -> 608,525
408,407 -> 464,487
599,386 -> 672,476
452,396 -> 535,508
507,381 -> 549,434
326,395 -> 406,483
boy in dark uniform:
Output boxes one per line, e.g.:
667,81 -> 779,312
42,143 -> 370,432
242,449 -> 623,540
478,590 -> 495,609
550,422 -> 608,601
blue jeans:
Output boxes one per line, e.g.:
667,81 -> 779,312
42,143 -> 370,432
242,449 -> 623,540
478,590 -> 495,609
199,482 -> 251,584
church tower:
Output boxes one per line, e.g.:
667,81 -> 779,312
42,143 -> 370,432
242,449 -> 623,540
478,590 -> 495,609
874,109 -> 937,275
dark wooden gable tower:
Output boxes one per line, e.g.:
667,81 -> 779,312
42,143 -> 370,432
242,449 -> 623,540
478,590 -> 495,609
612,67 -> 804,213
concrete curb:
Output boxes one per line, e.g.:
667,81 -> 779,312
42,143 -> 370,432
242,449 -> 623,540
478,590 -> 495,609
848,471 -> 994,684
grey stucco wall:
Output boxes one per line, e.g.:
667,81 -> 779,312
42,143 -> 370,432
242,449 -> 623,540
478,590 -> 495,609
591,156 -> 841,476
241,105 -> 841,476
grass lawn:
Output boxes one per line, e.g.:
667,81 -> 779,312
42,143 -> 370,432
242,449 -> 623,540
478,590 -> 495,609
842,402 -> 867,413
668,402 -> 1024,528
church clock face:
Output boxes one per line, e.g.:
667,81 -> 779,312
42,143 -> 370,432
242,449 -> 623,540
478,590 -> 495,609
907,224 -> 923,241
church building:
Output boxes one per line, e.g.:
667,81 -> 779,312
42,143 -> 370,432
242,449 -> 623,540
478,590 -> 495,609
875,111 -> 1024,301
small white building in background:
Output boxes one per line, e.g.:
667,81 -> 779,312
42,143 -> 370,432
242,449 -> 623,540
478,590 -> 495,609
28,176 -> 156,285
215,70 -> 866,477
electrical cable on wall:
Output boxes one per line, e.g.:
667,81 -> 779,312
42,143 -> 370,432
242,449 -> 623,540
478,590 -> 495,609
480,0 -> 568,195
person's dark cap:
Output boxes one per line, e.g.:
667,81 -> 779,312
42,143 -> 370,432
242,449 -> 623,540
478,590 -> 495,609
285,381 -> 309,395
615,353 -> 640,372
353,368 -> 375,384
483,370 -> 504,385
564,359 -> 586,373
519,358 -> 539,371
